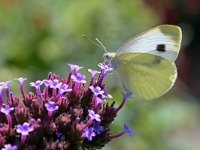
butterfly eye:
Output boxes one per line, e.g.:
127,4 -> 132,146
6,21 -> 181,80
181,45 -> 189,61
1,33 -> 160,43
103,54 -> 109,60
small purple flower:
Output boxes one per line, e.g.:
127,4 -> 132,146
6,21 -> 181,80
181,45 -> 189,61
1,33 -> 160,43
43,79 -> 52,87
123,124 -> 133,136
45,101 -> 59,123
16,122 -> 34,136
50,80 -> 62,89
56,132 -> 62,140
68,64 -> 83,73
43,80 -> 52,99
82,127 -> 96,141
16,122 -> 34,143
49,80 -> 62,98
67,64 -> 83,84
56,84 -> 72,100
110,124 -> 133,139
71,73 -> 86,95
116,86 -> 132,112
0,81 -> 11,98
2,144 -> 18,150
71,73 -> 86,84
81,110 -> 101,130
59,84 -> 72,95
29,118 -> 36,124
122,85 -> 132,100
88,69 -> 100,84
30,80 -> 43,88
15,77 -> 27,100
89,86 -> 104,96
90,86 -> 105,108
1,105 -> 14,115
95,97 -> 103,106
1,105 -> 14,128
45,101 -> 58,112
97,63 -> 113,85
98,63 -> 113,75
0,80 -> 11,88
30,80 -> 44,98
15,77 -> 27,86
101,91 -> 112,99
93,121 -> 104,135
88,110 -> 101,122
88,69 -> 100,77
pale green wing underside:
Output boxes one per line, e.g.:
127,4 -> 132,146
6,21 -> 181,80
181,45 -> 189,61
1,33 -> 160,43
115,53 -> 177,100
116,25 -> 182,62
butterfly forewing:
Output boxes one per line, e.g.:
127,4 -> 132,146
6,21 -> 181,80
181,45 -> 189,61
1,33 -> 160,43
115,53 -> 177,100
116,25 -> 182,62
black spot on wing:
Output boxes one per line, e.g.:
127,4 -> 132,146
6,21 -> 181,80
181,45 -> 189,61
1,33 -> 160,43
156,44 -> 166,52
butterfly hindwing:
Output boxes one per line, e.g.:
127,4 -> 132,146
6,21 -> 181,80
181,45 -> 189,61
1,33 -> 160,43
115,53 -> 177,100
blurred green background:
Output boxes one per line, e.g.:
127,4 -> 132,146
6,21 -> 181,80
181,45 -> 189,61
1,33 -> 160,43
0,0 -> 200,149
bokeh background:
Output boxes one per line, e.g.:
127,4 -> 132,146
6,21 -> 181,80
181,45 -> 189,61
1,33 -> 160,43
0,0 -> 200,149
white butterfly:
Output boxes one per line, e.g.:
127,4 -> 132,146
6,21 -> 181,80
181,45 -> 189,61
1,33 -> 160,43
103,25 -> 182,100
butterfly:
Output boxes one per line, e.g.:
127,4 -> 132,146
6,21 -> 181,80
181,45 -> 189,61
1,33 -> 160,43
103,25 -> 182,100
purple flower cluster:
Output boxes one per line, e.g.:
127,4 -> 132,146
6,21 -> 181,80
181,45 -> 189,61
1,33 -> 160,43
0,64 -> 132,150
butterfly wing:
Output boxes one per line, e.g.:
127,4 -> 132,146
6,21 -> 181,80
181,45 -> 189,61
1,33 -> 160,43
114,53 -> 177,100
116,25 -> 182,62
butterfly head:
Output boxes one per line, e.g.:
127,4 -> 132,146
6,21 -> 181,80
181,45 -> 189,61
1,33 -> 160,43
103,52 -> 116,63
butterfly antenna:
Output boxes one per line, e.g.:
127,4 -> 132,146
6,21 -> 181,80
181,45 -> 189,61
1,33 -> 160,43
82,35 -> 108,53
82,35 -> 101,48
95,38 -> 108,53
